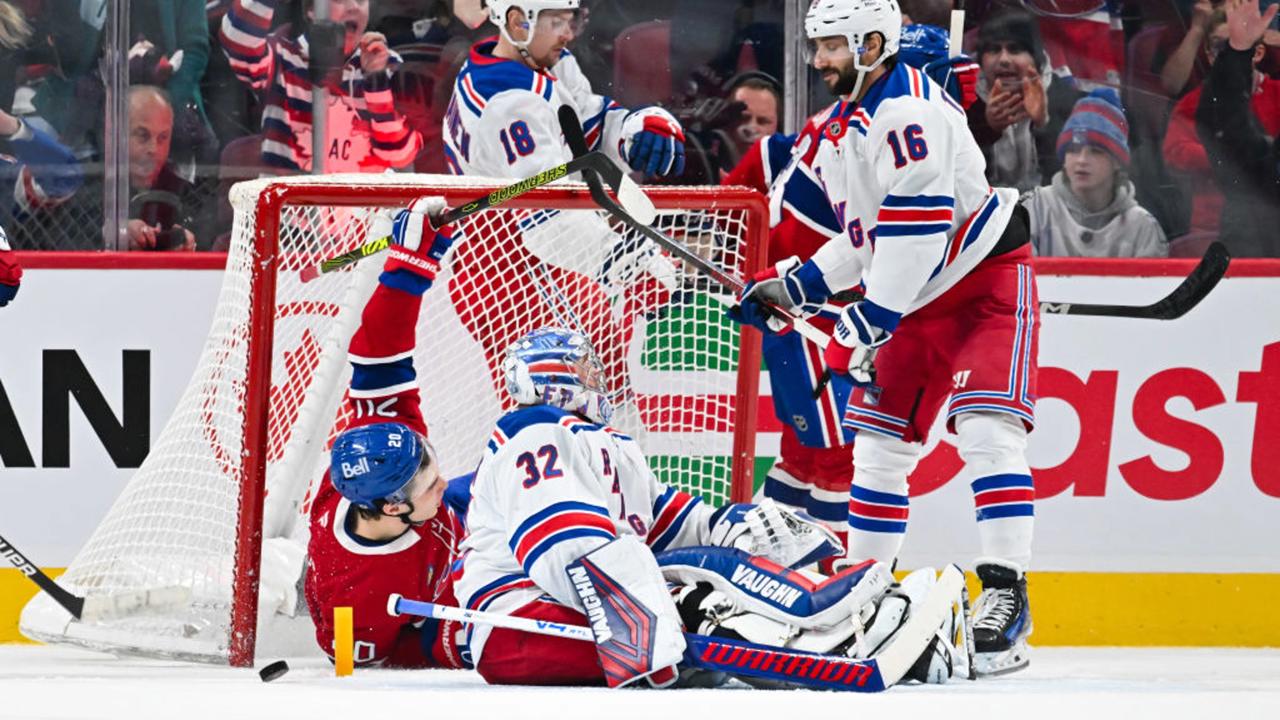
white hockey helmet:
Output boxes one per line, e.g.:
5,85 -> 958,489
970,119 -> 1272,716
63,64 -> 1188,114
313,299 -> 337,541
805,0 -> 902,76
502,327 -> 614,424
487,0 -> 581,51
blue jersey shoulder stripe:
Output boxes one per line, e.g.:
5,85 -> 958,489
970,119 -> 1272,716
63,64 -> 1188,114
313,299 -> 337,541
496,404 -> 575,438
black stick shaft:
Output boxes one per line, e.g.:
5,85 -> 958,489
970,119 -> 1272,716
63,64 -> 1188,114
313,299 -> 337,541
0,532 -> 84,619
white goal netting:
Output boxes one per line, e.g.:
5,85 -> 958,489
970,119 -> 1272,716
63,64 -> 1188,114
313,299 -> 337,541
20,174 -> 767,665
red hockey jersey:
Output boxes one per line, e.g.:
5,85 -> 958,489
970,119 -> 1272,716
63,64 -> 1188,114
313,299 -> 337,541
302,279 -> 467,669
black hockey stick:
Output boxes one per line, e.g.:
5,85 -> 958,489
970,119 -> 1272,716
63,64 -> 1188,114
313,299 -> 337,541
299,149 -> 653,282
0,532 -> 190,622
1,532 -> 85,619
1039,242 -> 1231,319
557,106 -> 845,358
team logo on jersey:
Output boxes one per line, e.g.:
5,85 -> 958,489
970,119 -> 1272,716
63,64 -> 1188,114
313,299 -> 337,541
792,415 -> 809,432
863,385 -> 882,406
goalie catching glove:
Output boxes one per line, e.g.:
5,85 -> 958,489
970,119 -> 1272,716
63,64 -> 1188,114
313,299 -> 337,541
707,499 -> 841,569
379,196 -> 458,295
620,107 -> 686,177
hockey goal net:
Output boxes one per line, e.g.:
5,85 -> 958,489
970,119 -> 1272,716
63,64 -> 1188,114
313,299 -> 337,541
20,173 -> 768,666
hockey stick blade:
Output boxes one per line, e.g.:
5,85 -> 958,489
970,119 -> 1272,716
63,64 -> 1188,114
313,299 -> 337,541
556,105 -> 656,225
1040,242 -> 1230,319
298,150 -> 638,282
1,532 -> 191,622
390,594 -> 901,692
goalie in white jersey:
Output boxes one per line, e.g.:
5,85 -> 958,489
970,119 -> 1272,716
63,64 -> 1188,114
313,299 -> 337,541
455,326 -> 972,689
733,0 -> 1038,676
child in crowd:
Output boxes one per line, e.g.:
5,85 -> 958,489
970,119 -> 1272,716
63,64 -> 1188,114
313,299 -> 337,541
1023,89 -> 1168,258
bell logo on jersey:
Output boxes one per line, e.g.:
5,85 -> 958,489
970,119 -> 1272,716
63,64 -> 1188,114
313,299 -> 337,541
567,566 -> 614,642
340,457 -> 371,479
730,564 -> 803,609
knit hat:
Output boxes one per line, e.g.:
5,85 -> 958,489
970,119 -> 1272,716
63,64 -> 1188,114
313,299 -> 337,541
977,10 -> 1043,61
1056,88 -> 1130,167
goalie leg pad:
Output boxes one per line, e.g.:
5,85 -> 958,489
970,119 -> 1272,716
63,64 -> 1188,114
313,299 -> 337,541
567,536 -> 686,688
658,546 -> 892,630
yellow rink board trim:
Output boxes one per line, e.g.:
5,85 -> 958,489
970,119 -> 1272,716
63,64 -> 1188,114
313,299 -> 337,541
3,569 -> 1278,646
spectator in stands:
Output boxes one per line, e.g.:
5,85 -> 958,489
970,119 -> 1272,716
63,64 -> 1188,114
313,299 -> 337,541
374,0 -> 454,173
219,0 -> 424,173
130,0 -> 212,127
968,9 -> 1082,192
1157,0 -> 1221,98
1023,89 -> 1168,258
123,86 -> 203,250
725,73 -> 780,160
1163,6 -> 1280,239
1196,0 -> 1280,257
66,86 -> 204,251
0,1 -> 31,114
0,105 -> 83,247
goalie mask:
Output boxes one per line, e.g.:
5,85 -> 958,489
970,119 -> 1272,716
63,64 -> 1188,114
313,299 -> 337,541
503,327 -> 614,424
805,0 -> 902,99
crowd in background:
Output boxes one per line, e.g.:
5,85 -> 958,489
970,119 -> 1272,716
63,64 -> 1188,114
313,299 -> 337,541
0,0 -> 1277,258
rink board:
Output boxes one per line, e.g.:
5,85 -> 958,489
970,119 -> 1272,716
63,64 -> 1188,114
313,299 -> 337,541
2,253 -> 1279,646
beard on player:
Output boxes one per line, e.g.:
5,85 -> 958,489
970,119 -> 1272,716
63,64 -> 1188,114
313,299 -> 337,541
821,59 -> 861,97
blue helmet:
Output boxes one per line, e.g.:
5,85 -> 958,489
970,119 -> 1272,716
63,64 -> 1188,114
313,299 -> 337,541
502,327 -> 613,424
329,422 -> 427,509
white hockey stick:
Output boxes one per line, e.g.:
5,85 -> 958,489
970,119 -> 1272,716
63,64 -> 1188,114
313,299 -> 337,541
389,565 -> 966,691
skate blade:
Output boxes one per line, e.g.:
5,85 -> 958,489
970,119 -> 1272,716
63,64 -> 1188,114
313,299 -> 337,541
974,640 -> 1030,676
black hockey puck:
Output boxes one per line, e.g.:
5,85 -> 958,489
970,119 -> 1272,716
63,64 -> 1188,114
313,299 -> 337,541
259,660 -> 290,682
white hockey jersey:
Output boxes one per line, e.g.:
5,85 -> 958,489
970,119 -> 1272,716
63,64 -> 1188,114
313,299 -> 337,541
809,62 -> 1020,318
455,404 -> 724,664
443,39 -> 630,178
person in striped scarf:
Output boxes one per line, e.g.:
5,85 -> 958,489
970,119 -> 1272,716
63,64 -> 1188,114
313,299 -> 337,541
219,0 -> 424,172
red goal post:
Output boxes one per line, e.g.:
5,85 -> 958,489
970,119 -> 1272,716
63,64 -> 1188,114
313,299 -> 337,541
19,174 -> 770,667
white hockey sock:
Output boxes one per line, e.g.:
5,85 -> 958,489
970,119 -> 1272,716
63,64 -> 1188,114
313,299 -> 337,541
955,412 -> 1034,569
845,433 -> 921,564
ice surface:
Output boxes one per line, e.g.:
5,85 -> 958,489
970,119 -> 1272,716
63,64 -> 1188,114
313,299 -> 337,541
1,645 -> 1277,720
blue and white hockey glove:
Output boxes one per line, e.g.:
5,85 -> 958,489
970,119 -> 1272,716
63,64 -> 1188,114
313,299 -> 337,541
726,256 -> 830,334
0,228 -> 19,308
621,107 -> 686,177
382,196 -> 457,295
824,300 -> 898,385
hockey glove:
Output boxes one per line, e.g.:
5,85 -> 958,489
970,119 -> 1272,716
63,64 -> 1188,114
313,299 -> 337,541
923,55 -> 980,110
727,256 -> 829,334
0,230 -> 20,308
381,196 -> 457,295
824,300 -> 898,385
621,107 -> 686,177
706,499 -> 842,568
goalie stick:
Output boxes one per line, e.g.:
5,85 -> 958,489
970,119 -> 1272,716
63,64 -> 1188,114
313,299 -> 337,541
0,532 -> 190,623
390,566 -> 966,692
298,150 -> 657,282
